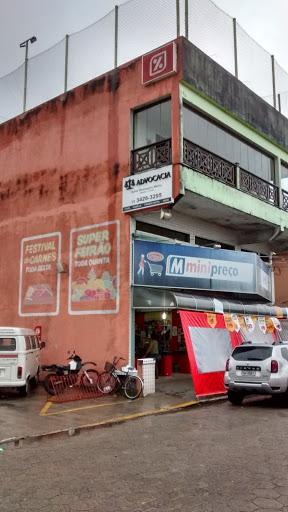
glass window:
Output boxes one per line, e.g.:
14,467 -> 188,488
281,162 -> 288,192
281,348 -> 288,361
232,346 -> 272,361
35,336 -> 40,349
134,99 -> 171,149
30,336 -> 36,350
0,338 -> 16,351
183,105 -> 275,182
25,336 -> 31,351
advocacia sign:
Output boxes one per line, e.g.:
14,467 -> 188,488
122,165 -> 173,213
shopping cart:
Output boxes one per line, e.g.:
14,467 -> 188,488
147,261 -> 163,277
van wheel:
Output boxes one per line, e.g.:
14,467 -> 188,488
228,390 -> 245,405
30,370 -> 39,389
19,379 -> 31,397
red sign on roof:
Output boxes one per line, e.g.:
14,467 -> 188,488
142,42 -> 177,85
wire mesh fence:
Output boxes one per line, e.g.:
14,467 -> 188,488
0,0 -> 288,125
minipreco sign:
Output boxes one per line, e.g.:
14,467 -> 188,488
142,42 -> 177,85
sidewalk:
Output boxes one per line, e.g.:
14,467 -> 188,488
0,374 -> 220,445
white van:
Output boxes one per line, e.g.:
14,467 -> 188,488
0,327 -> 43,396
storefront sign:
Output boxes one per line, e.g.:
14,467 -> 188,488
133,240 -> 271,299
122,166 -> 173,213
69,221 -> 120,315
19,232 -> 61,317
142,42 -> 177,85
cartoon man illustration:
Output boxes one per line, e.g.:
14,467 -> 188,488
137,254 -> 146,275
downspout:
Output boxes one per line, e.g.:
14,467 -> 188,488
268,227 -> 281,306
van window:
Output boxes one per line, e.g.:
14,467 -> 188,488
25,336 -> 31,350
0,338 -> 16,351
30,336 -> 36,350
35,336 -> 40,349
232,346 -> 272,361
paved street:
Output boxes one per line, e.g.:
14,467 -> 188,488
1,396 -> 288,511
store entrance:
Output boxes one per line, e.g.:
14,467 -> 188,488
135,310 -> 191,378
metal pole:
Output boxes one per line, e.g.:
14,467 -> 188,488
114,5 -> 119,68
271,55 -> 277,109
176,0 -> 180,37
233,18 -> 238,79
185,0 -> 188,39
64,35 -> 69,93
23,41 -> 28,112
278,93 -> 281,113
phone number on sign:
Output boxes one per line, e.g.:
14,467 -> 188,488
131,193 -> 162,204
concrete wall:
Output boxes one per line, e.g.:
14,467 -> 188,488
0,44 -> 183,367
182,37 -> 288,152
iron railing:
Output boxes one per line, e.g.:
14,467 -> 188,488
182,139 -> 281,208
131,139 -> 172,174
183,139 -> 236,187
283,190 -> 288,211
239,168 -> 278,206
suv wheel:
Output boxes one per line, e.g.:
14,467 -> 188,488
228,390 -> 245,405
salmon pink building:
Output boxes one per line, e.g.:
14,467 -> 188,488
1,36 -> 288,395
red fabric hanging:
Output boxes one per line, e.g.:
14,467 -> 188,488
179,310 -> 242,397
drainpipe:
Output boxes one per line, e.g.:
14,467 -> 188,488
269,251 -> 276,306
268,227 -> 282,306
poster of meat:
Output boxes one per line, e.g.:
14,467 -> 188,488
19,232 -> 61,316
69,221 -> 120,315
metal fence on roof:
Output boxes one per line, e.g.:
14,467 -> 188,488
0,0 -> 287,124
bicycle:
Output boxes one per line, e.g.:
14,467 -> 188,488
99,357 -> 143,400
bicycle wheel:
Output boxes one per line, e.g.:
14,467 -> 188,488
124,376 -> 143,400
98,372 -> 117,394
80,370 -> 100,392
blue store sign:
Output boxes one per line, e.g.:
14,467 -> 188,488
133,240 -> 271,300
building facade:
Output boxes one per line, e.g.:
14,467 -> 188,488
1,37 -> 288,372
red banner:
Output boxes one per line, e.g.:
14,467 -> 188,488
179,311 -> 241,397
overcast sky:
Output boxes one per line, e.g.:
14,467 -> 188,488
0,0 -> 287,78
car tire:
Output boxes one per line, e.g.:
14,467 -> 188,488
19,378 -> 31,397
30,369 -> 40,389
228,390 -> 245,405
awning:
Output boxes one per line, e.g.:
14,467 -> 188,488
132,286 -> 288,318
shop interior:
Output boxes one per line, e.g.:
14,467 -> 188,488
135,310 -> 191,376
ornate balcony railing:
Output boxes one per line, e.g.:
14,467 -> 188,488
239,168 -> 278,206
283,190 -> 288,211
183,139 -> 236,187
131,139 -> 172,174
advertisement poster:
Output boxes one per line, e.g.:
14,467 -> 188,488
19,232 -> 61,317
69,221 -> 120,315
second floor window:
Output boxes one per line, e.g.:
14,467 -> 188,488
281,162 -> 288,191
133,99 -> 171,149
183,104 -> 275,183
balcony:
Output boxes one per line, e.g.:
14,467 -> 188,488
183,139 -> 279,208
131,139 -> 172,174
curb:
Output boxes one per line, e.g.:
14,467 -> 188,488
0,395 -> 227,450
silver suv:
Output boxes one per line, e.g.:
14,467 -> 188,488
224,342 -> 288,405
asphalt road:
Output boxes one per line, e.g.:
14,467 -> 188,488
1,396 -> 288,511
